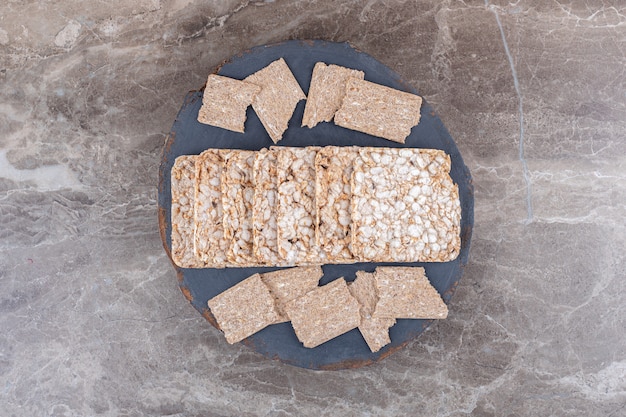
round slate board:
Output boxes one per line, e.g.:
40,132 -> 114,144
158,40 -> 474,370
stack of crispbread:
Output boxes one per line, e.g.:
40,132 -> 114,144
208,266 -> 448,351
170,146 -> 461,269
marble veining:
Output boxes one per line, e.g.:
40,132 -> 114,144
1,1 -> 625,416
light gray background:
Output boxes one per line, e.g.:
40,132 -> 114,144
1,1 -> 624,416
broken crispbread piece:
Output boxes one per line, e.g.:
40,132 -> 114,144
245,58 -> 306,143
275,146 -> 326,265
252,148 -> 280,265
372,267 -> 448,319
351,147 -> 461,262
221,150 -> 256,266
197,74 -> 261,133
194,149 -> 229,267
171,155 -> 204,268
348,271 -> 395,352
315,146 -> 358,262
302,62 -> 365,128
334,78 -> 422,143
260,266 -> 323,323
284,278 -> 361,348
207,273 -> 281,344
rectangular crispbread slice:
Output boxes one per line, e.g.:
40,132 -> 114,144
194,149 -> 229,267
171,155 -> 204,268
334,78 -> 422,143
221,150 -> 256,266
372,267 -> 448,319
260,266 -> 323,323
351,147 -> 461,262
244,58 -> 306,143
207,273 -> 281,344
348,271 -> 395,352
284,278 -> 361,348
252,149 -> 280,265
302,63 -> 365,128
275,146 -> 326,265
198,74 -> 261,133
315,146 -> 358,262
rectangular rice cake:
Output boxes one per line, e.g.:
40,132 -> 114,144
275,146 -> 326,265
334,77 -> 422,143
351,147 -> 461,262
252,148 -> 281,265
194,149 -> 230,268
221,150 -> 257,266
314,146 -> 358,262
284,278 -> 361,348
171,155 -> 204,268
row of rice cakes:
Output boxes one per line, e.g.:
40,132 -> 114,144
170,146 -> 461,268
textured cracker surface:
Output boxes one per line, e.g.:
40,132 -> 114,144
197,74 -> 261,133
275,147 -> 326,265
284,278 -> 361,348
194,149 -> 229,267
315,146 -> 358,262
260,266 -> 323,323
348,271 -> 379,316
252,149 -> 280,265
245,58 -> 305,143
302,63 -> 365,128
348,271 -> 395,352
207,273 -> 281,344
221,150 -> 256,265
351,147 -> 461,262
171,155 -> 203,268
334,77 -> 422,143
7,5 -> 623,415
372,267 -> 448,319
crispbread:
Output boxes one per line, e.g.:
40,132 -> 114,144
348,271 -> 395,352
275,146 -> 326,265
315,146 -> 358,262
351,147 -> 461,262
207,273 -> 281,344
348,271 -> 378,317
245,58 -> 306,143
197,74 -> 261,133
260,266 -> 323,323
302,63 -> 365,128
372,267 -> 448,319
194,149 -> 229,267
252,148 -> 280,265
334,78 -> 422,143
221,150 -> 256,265
284,278 -> 361,348
171,155 -> 203,268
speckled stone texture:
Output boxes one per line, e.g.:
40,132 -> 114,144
1,1 -> 624,416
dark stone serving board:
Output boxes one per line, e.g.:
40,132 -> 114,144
158,40 -> 474,370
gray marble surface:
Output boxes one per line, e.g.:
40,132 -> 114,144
1,1 -> 625,416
